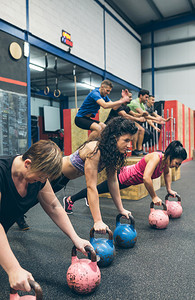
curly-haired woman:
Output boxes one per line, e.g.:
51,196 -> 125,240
51,117 -> 138,233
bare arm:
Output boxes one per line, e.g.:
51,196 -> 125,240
146,119 -> 161,132
163,166 -> 177,196
107,171 -> 131,218
84,152 -> 108,233
143,154 -> 162,205
38,181 -> 91,253
135,107 -> 161,123
110,89 -> 132,110
96,94 -> 130,109
118,110 -> 145,123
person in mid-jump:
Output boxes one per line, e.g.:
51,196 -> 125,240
75,79 -> 131,140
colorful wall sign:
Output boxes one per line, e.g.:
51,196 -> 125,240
61,30 -> 73,47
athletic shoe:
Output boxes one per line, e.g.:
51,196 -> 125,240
142,150 -> 149,155
85,197 -> 89,207
131,149 -> 143,156
63,196 -> 74,214
16,215 -> 30,231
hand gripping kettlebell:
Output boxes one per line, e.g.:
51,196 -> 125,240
89,228 -> 115,267
149,202 -> 169,229
113,214 -> 137,248
165,193 -> 183,218
66,245 -> 101,294
10,280 -> 43,300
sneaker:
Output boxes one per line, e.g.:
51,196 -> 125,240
85,197 -> 89,207
131,149 -> 143,156
142,150 -> 148,155
63,196 -> 74,214
16,215 -> 30,231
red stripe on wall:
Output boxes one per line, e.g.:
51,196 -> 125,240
0,76 -> 27,86
163,100 -> 177,146
194,111 -> 195,149
63,109 -> 72,156
182,104 -> 185,148
188,108 -> 191,158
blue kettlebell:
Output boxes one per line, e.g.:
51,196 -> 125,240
89,228 -> 115,267
113,214 -> 137,248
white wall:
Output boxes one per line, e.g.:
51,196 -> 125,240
1,0 -> 141,96
31,96 -> 59,116
0,0 -> 26,29
29,0 -> 105,69
29,0 -> 141,87
106,13 -> 141,87
141,22 -> 195,110
155,67 -> 195,105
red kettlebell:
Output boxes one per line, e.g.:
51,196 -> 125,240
165,193 -> 183,218
66,245 -> 101,294
10,280 -> 43,300
149,202 -> 169,229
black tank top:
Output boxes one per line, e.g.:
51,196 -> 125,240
0,156 -> 46,232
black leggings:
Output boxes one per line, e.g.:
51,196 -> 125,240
71,177 -> 129,203
50,175 -> 70,193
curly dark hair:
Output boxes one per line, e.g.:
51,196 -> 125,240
93,116 -> 138,173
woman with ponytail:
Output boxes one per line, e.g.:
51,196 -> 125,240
67,140 -> 187,207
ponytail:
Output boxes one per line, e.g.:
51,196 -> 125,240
164,140 -> 187,162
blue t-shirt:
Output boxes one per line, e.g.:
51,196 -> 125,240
76,88 -> 111,118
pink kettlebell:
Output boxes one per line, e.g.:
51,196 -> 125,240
10,280 -> 43,300
165,193 -> 183,218
149,202 -> 169,229
66,245 -> 101,294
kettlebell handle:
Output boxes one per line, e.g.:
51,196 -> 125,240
165,193 -> 181,202
10,280 -> 43,299
90,228 -> 113,240
150,201 -> 167,210
116,214 -> 135,228
71,245 -> 97,262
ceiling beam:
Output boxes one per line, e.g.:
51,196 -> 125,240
146,0 -> 164,19
186,0 -> 195,11
104,0 -> 137,30
137,11 -> 195,34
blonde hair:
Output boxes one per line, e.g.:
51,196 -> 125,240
22,140 -> 62,180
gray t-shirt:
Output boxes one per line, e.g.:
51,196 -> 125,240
145,104 -> 154,115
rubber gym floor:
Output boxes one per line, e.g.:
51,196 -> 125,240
1,160 -> 194,300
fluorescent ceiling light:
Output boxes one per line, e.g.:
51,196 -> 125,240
81,83 -> 95,90
30,63 -> 44,72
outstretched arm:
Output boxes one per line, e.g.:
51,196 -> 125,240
146,119 -> 161,132
107,171 -> 131,218
143,154 -> 162,205
96,90 -> 130,110
84,152 -> 109,233
38,181 -> 92,253
163,166 -> 177,196
118,110 -> 146,123
0,196 -> 34,292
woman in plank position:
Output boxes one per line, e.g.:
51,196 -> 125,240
63,140 -> 187,209
51,117 -> 138,233
0,140 -> 92,292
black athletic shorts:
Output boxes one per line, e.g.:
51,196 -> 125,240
75,116 -> 100,130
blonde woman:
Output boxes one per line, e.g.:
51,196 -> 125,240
0,140 -> 91,292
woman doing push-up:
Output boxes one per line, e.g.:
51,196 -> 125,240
64,140 -> 187,209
